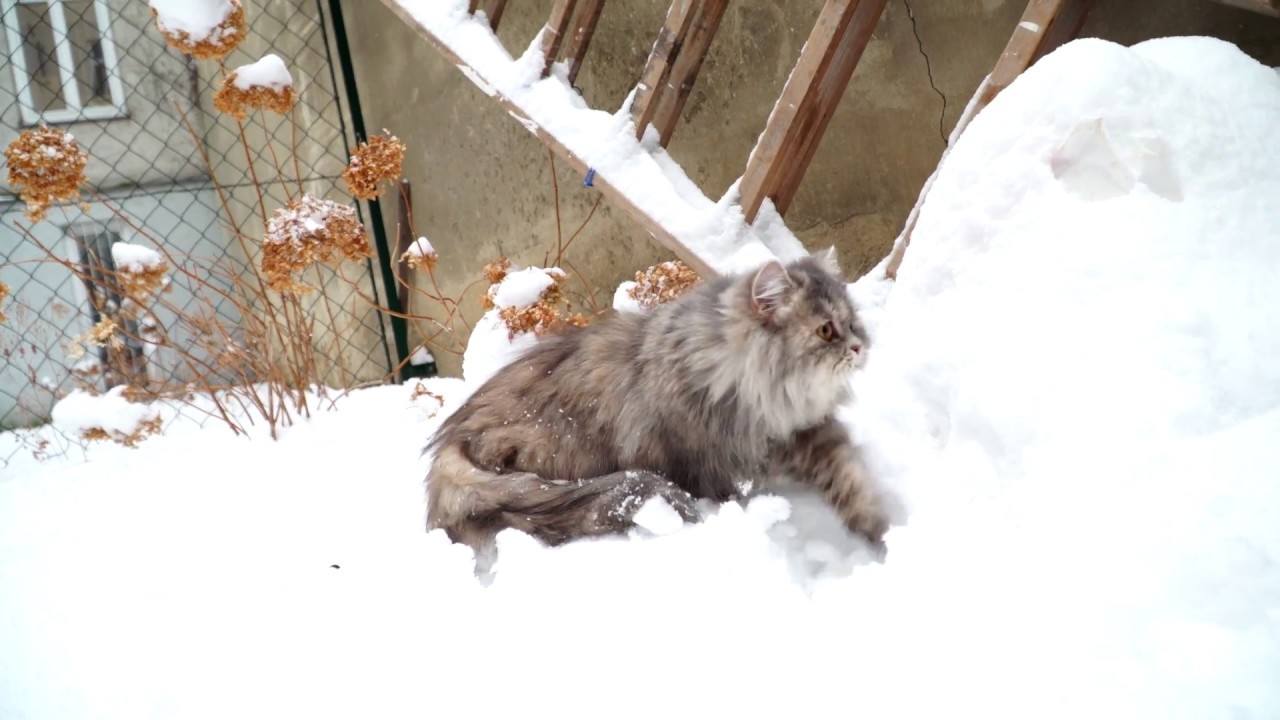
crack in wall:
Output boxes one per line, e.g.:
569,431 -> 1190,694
902,0 -> 947,146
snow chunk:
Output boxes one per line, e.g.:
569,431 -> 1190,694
630,496 -> 684,536
404,236 -> 435,258
110,242 -> 163,272
50,387 -> 160,436
612,280 -> 644,314
231,54 -> 292,92
485,266 -> 563,309
148,0 -> 236,43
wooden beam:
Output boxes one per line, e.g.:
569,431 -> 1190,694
771,0 -> 886,216
564,0 -> 606,88
467,0 -> 480,15
540,0 -> 580,78
884,0 -> 1094,279
736,0 -> 885,224
649,0 -> 729,147
481,0 -> 508,32
376,0 -> 717,277
628,0 -> 699,141
1208,0 -> 1279,17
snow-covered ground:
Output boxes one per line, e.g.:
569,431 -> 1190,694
2,36 -> 1279,719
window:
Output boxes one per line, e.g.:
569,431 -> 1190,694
2,0 -> 126,125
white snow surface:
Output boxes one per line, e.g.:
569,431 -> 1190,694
2,36 -> 1280,720
231,54 -> 292,92
110,242 -> 164,272
147,0 -> 237,42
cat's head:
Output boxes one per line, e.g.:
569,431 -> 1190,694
743,247 -> 869,379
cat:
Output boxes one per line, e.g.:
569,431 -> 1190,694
423,248 -> 889,555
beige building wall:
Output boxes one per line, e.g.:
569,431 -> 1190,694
347,1 -> 1277,377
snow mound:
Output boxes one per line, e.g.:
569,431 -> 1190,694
843,36 -> 1280,717
462,265 -> 565,387
148,0 -> 237,43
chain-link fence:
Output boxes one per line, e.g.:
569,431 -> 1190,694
1,0 -> 423,462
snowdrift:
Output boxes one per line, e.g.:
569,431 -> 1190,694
1,36 -> 1278,720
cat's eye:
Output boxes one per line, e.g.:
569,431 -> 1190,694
816,321 -> 837,342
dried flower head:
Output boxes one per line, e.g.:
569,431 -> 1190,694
111,242 -> 169,299
487,267 -> 591,339
479,258 -> 512,310
627,260 -> 701,309
344,132 -> 405,200
4,125 -> 89,221
213,54 -> 295,120
262,194 -> 370,293
148,0 -> 246,60
79,317 -> 121,349
81,413 -> 164,448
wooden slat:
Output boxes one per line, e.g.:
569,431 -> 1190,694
482,0 -> 508,31
540,0 -> 580,78
979,0 -> 1066,108
564,0 -> 606,88
467,0 -> 481,15
649,0 -> 729,147
884,0 -> 1094,279
376,0 -> 717,278
737,0 -> 875,224
771,0 -> 887,215
628,0 -> 699,141
1034,0 -> 1096,63
1209,0 -> 1279,17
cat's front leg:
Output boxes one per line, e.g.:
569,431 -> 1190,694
772,418 -> 889,549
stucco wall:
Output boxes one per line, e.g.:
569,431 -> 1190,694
346,1 -> 1277,377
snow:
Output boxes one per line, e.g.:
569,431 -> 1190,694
404,235 -> 435,258
49,386 -> 161,437
484,265 -> 563,309
231,54 -> 292,92
408,345 -> 434,366
611,279 -> 644,313
110,242 -> 163,272
147,0 -> 236,42
461,264 -> 566,386
3,34 -> 1280,720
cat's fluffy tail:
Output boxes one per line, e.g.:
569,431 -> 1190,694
425,444 -> 702,549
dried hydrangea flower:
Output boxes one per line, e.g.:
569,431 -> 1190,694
4,125 -> 89,221
214,54 -> 295,120
627,260 -> 700,309
262,194 -> 370,293
148,0 -> 246,60
111,242 -> 169,299
344,132 -> 405,200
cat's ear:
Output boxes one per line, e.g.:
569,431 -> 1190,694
750,260 -> 795,317
814,246 -> 841,276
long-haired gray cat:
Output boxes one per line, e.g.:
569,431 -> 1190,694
424,249 -> 889,554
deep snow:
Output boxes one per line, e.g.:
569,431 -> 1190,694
2,34 -> 1279,720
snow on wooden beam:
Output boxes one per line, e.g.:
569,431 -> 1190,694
380,0 -> 725,277
736,0 -> 888,225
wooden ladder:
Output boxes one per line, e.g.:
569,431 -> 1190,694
381,0 -> 1095,279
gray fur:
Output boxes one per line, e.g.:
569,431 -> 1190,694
424,252 -> 888,553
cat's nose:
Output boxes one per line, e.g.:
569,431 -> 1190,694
849,339 -> 864,356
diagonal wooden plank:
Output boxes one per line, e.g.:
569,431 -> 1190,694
628,0 -> 699,141
540,0 -> 581,78
376,0 -> 718,277
467,0 -> 481,15
649,0 -> 729,147
884,0 -> 1094,279
564,0 -> 606,88
736,0 -> 866,224
481,0 -> 508,32
771,0 -> 887,216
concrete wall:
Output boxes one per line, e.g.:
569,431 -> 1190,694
346,1 -> 1278,377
